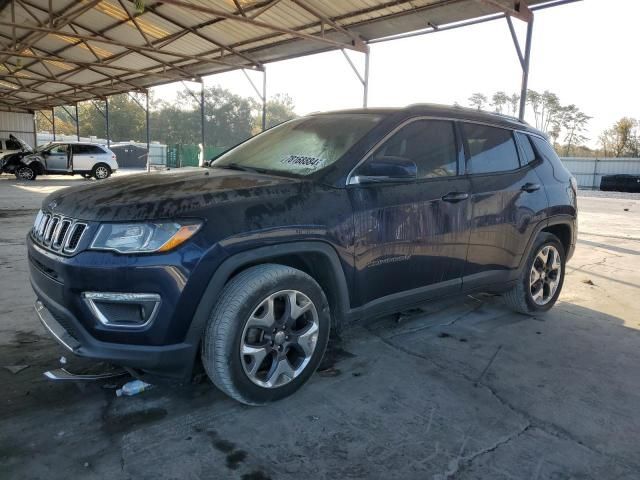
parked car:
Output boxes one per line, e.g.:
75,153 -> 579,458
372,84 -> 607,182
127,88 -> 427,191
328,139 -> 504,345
28,105 -> 577,405
600,174 -> 640,193
4,141 -> 118,180
0,134 -> 32,160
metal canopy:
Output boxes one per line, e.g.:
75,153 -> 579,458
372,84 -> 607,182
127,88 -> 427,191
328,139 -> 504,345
0,0 -> 573,113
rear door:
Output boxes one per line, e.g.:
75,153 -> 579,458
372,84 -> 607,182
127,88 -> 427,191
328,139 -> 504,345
461,122 -> 548,289
71,144 -> 93,171
348,118 -> 471,308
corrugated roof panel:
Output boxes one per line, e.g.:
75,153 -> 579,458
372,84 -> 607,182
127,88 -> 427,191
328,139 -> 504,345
0,0 -> 567,109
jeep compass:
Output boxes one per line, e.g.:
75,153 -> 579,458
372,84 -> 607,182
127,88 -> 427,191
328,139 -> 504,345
28,105 -> 577,405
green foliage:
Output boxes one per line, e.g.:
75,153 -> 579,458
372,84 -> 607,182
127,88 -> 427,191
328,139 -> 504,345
599,118 -> 640,157
68,85 -> 296,149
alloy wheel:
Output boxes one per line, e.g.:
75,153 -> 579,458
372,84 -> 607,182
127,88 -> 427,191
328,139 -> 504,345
17,167 -> 34,180
529,245 -> 562,305
95,166 -> 109,179
240,289 -> 319,388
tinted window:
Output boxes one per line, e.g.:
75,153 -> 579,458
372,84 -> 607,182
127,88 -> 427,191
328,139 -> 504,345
516,132 -> 536,163
6,139 -> 21,150
463,123 -> 520,174
370,120 -> 457,179
73,144 -> 105,154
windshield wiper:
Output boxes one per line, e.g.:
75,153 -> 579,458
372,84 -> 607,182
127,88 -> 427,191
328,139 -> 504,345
215,163 -> 270,174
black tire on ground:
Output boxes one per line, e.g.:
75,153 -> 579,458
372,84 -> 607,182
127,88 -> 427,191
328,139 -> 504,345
15,165 -> 37,181
91,163 -> 111,180
201,264 -> 331,405
503,232 -> 566,315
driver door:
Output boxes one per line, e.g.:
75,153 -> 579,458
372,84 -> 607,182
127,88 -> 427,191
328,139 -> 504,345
348,119 -> 471,308
44,144 -> 69,172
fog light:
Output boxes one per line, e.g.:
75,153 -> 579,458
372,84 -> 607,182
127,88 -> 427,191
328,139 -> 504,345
82,292 -> 161,329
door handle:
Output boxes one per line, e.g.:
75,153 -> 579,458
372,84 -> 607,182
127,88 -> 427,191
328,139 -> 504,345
441,192 -> 469,202
521,182 -> 541,193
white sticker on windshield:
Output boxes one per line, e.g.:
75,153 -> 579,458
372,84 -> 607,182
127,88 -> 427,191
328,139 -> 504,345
280,154 -> 325,170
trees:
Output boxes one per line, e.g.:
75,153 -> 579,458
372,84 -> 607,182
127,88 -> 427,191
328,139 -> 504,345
468,93 -> 488,111
599,118 -> 639,157
466,89 -> 591,155
561,105 -> 591,156
53,86 -> 297,148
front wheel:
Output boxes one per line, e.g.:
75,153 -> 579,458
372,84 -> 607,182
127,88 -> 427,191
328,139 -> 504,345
202,264 -> 330,405
503,232 -> 566,314
16,165 -> 36,181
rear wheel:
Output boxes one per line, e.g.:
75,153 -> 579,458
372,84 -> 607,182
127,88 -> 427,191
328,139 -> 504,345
92,163 -> 111,180
503,233 -> 565,314
16,165 -> 36,181
201,264 -> 330,405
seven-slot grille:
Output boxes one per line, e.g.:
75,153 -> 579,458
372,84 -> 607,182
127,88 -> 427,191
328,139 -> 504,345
32,210 -> 87,253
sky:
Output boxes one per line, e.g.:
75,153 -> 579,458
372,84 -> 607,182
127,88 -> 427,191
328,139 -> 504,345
153,0 -> 639,148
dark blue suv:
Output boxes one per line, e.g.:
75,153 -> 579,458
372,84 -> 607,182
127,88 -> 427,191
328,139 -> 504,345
28,104 -> 577,404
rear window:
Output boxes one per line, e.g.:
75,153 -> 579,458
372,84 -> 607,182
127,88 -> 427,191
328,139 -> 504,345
516,132 -> 536,164
463,123 -> 520,174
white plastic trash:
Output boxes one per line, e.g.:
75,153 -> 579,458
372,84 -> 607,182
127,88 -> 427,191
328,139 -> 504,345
116,379 -> 153,397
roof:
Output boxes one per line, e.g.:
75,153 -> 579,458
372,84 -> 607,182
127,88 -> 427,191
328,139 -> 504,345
0,0 -> 566,111
314,103 -> 544,134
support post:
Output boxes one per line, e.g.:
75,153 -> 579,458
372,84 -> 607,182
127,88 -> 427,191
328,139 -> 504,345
105,97 -> 110,148
200,79 -> 205,165
363,49 -> 370,108
145,90 -> 150,172
75,103 -> 80,141
518,17 -> 534,121
52,107 -> 56,141
261,67 -> 267,131
33,111 -> 38,148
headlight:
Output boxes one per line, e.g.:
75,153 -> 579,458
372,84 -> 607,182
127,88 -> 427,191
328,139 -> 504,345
90,221 -> 201,254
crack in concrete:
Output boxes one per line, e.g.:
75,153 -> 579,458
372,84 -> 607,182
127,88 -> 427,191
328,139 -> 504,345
365,328 -> 640,473
437,423 -> 533,479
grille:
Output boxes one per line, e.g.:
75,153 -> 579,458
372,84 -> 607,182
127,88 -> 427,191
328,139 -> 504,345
32,210 -> 88,254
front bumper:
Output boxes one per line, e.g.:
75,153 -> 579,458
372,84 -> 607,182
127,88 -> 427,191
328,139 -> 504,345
33,290 -> 196,380
27,233 -> 218,380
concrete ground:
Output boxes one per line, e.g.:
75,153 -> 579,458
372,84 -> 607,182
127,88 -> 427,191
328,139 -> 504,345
1,173 -> 639,480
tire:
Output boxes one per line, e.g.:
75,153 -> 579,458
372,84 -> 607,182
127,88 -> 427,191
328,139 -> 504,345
202,264 -> 331,405
503,232 -> 566,315
91,163 -> 111,180
16,165 -> 36,181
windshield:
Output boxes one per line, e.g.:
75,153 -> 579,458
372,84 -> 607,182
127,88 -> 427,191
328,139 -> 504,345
212,114 -> 382,176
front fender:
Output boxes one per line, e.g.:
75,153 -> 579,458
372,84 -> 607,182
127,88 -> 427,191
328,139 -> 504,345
183,241 -> 351,352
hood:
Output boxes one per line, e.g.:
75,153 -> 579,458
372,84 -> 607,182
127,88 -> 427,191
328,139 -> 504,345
43,167 -> 303,221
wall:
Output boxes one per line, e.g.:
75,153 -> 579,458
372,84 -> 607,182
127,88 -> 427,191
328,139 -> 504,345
561,158 -> 640,189
0,110 -> 35,146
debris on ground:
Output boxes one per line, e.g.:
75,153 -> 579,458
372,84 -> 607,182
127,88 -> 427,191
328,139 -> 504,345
582,279 -> 596,286
59,356 -> 67,365
116,379 -> 153,397
317,367 -> 341,377
624,208 -> 629,211
3,365 -> 29,374
437,332 -> 451,338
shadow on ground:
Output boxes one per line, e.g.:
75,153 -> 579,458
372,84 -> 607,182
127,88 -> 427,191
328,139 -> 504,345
1,295 -> 638,479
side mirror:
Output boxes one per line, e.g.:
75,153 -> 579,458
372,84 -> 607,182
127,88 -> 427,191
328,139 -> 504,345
350,156 -> 417,185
